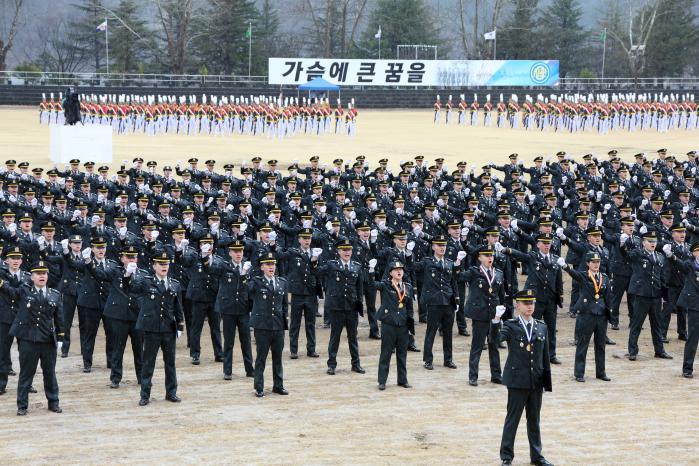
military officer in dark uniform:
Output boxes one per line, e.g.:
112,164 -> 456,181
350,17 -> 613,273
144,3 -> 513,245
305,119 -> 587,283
559,252 -> 612,382
491,289 -> 553,466
99,246 -> 144,388
668,242 -> 699,378
371,260 -> 413,390
1,261 -> 64,416
660,224 -> 690,341
208,240 -> 254,379
415,235 -> 459,370
248,253 -> 289,397
277,228 -> 322,359
315,239 -> 365,375
624,230 -> 672,360
502,233 -> 564,364
0,247 -> 30,393
51,235 -> 83,357
459,245 -> 505,386
132,252 -> 184,406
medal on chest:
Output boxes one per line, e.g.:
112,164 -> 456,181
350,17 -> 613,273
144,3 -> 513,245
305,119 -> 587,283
518,315 -> 534,352
481,265 -> 494,293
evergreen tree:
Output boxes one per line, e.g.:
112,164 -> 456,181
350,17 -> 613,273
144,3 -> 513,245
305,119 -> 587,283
259,0 -> 280,62
538,0 -> 585,76
193,0 -> 262,75
109,0 -> 153,73
67,0 -> 105,72
355,0 -> 440,59
496,0 -> 540,60
644,0 -> 699,77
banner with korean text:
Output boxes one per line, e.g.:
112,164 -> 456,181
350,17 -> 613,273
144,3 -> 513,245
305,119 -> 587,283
269,58 -> 559,87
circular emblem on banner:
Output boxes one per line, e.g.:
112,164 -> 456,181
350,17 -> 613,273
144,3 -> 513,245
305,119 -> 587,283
530,62 -> 550,84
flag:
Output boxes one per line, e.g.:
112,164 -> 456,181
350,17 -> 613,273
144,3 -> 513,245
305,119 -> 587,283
96,20 -> 107,32
245,23 -> 251,39
374,27 -> 382,39
484,30 -> 496,40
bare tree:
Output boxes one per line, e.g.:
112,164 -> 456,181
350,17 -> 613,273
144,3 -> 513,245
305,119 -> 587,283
454,0 -> 505,58
0,0 -> 24,70
36,18 -> 87,72
603,0 -> 661,77
300,0 -> 368,57
154,0 -> 199,74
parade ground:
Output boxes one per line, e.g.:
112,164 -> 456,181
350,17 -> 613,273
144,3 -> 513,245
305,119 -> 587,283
1,106 -> 698,465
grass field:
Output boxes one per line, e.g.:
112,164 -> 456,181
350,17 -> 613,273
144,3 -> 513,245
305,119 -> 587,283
1,106 -> 698,465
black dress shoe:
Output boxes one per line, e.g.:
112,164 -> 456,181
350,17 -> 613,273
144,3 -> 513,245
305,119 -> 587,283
628,354 -> 637,361
106,362 -> 112,369
491,377 -> 502,384
28,386 -> 37,393
468,378 -> 478,386
407,345 -> 421,352
378,383 -> 386,391
17,408 -> 27,416
605,337 -> 616,345
611,324 -> 620,330
655,352 -> 673,359
575,376 -> 585,382
423,362 -> 434,370
246,372 -> 254,378
110,381 -> 119,389
501,460 -> 512,465
399,383 -> 412,388
166,394 -> 181,402
550,357 -> 562,365
498,342 -> 507,349
48,405 -> 62,413
458,330 -> 470,336
0,388 -> 5,395
531,458 -> 554,466
683,372 -> 694,379
661,337 -> 670,344
679,334 -> 687,341
215,357 -> 224,363
61,352 -> 68,358
223,374 -> 233,381
307,351 -> 319,358
290,353 -> 299,359
351,366 -> 366,374
191,357 -> 200,365
272,387 -> 289,395
8,369 -> 16,376
82,366 -> 91,373
419,318 -> 427,323
326,367 -> 336,375
597,375 -> 611,381
369,333 -> 381,340
139,398 -> 149,406
444,361 -> 457,369
255,390 -> 264,398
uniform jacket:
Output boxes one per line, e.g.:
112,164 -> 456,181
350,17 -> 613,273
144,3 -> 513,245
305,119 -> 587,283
248,275 -> 288,330
132,275 -> 184,333
2,283 -> 64,344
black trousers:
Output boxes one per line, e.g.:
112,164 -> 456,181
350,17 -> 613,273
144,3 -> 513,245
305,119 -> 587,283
661,286 -> 687,338
109,318 -> 143,384
683,310 -> 699,374
417,280 -> 427,321
500,387 -> 544,463
575,313 -> 607,378
189,301 -> 222,359
289,295 -> 317,354
78,305 -> 103,367
378,323 -> 408,385
469,320 -> 501,380
61,294 -> 78,354
0,322 -> 12,391
327,310 -> 360,369
364,285 -> 379,337
423,305 -> 454,364
140,331 -> 177,400
182,296 -> 193,347
570,280 -> 580,314
534,301 -> 558,359
17,339 -> 59,411
610,273 -> 633,325
628,295 -> 665,357
455,283 -> 468,333
253,328 -> 284,392
221,314 -> 254,376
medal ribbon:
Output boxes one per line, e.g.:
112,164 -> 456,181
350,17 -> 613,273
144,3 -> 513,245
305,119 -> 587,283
392,281 -> 406,307
518,315 -> 533,343
588,271 -> 601,297
480,265 -> 494,291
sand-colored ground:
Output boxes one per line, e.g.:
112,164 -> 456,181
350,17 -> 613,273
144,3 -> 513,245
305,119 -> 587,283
0,107 -> 698,465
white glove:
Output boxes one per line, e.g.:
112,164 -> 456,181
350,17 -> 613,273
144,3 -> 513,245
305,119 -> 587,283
587,189 -> 595,198
433,211 -> 440,221
632,175 -> 638,183
319,205 -> 327,214
595,218 -> 603,227
289,200 -> 297,208
641,199 -> 649,207
603,203 -> 611,212
206,197 -> 214,206
42,205 -> 52,214
406,241 -> 415,251
370,229 -> 378,242
683,205 -> 690,214
151,230 -> 160,241
662,244 -> 672,257
368,258 -> 377,271
56,341 -> 63,351
146,213 -> 156,221
210,222 -> 219,234
556,257 -> 566,267
557,188 -> 564,196
495,305 -> 506,318
461,227 -> 469,237
60,238 -> 69,251
66,193 -> 74,200
7,223 -> 16,234
325,221 -> 333,232
125,262 -> 138,275
177,330 -> 182,339
561,176 -> 568,184
200,243 -> 212,254
620,186 -> 625,193
556,227 -> 566,240
639,225 -> 648,234
178,238 -> 189,250
563,199 -> 570,208
8,194 -> 17,203
437,199 -> 444,207
668,176 -> 674,183
268,213 -> 277,223
246,205 -> 253,215
242,261 -> 252,274
596,191 -> 603,202
129,203 -> 137,211
440,181 -> 447,189
456,251 -> 467,261
72,209 -> 81,219
664,190 -> 671,198
81,248 -> 91,260
36,236 -> 46,250
395,207 -> 404,215
511,219 -> 518,230
312,248 -> 323,259
239,223 -> 248,234
528,194 -> 536,203
30,198 -> 37,208
494,242 -> 504,253
91,215 -> 100,226
267,231 -> 277,241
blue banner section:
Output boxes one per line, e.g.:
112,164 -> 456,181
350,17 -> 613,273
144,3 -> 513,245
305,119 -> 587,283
486,61 -> 560,86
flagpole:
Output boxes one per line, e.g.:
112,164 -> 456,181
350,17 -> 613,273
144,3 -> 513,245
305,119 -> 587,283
601,27 -> 607,81
378,26 -> 381,60
493,27 -> 497,60
105,17 -> 109,74
248,20 -> 252,78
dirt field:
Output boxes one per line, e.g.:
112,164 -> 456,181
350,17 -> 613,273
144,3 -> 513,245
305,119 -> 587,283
0,107 -> 698,465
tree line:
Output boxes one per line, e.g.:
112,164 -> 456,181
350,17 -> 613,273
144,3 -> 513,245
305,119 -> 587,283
2,0 -> 698,79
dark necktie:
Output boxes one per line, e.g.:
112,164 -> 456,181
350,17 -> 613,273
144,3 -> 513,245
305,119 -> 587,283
526,322 -> 532,335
